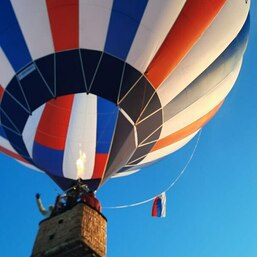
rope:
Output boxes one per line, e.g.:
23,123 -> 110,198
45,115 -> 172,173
103,129 -> 202,209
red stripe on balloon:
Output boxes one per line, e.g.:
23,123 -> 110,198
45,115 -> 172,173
145,0 -> 226,89
35,95 -> 74,150
92,153 -> 108,179
46,0 -> 79,51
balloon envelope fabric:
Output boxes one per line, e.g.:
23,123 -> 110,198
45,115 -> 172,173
0,0 -> 250,190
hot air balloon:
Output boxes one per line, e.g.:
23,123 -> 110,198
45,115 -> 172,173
0,0 -> 250,191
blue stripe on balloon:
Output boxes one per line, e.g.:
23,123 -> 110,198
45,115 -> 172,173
164,14 -> 250,123
104,0 -> 148,60
193,14 -> 250,83
0,125 -> 7,139
33,142 -> 64,177
214,14 -> 250,67
96,97 -> 118,154
0,127 -> 33,162
191,14 -> 249,86
190,15 -> 250,87
0,0 -> 32,72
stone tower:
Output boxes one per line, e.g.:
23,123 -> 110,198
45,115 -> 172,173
31,203 -> 107,257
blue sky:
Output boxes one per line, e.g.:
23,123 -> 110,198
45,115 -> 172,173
1,2 -> 257,257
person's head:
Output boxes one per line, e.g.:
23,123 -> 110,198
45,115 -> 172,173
55,194 -> 63,202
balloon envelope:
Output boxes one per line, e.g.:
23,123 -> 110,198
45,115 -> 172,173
0,0 -> 250,190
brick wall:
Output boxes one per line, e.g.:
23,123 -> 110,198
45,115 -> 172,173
31,203 -> 107,257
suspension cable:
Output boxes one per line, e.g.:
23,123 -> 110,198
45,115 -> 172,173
103,129 -> 202,209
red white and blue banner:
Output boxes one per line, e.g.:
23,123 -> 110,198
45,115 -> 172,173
152,192 -> 166,218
